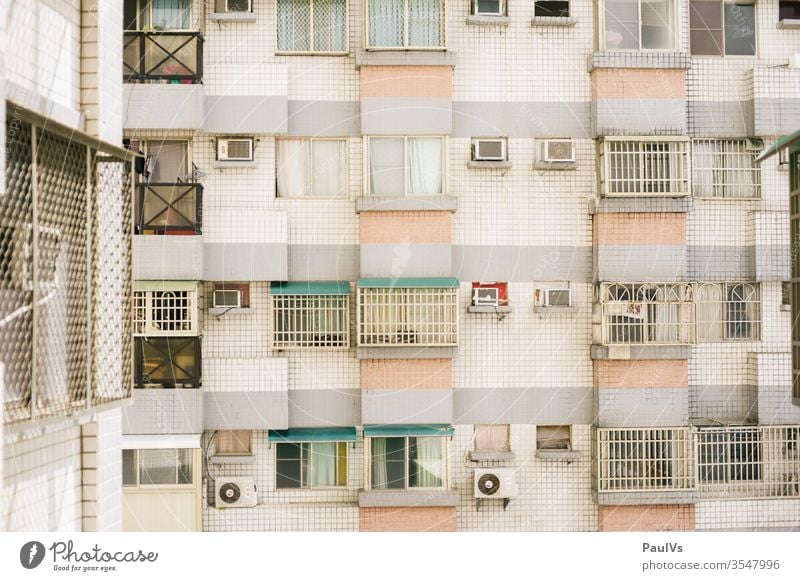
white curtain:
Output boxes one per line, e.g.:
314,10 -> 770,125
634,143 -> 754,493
369,138 -> 405,196
368,0 -> 404,47
605,0 -> 640,49
314,0 -> 348,52
152,0 -> 189,30
697,284 -> 724,341
412,437 -> 442,488
408,138 -> 442,195
311,442 -> 336,486
276,140 -> 308,197
692,141 -> 719,198
371,438 -> 388,489
408,0 -> 442,47
312,140 -> 346,196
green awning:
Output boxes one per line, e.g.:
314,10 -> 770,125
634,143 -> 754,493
357,278 -> 460,289
757,129 -> 800,162
133,280 -> 200,292
268,428 -> 357,443
362,424 -> 454,438
270,281 -> 350,296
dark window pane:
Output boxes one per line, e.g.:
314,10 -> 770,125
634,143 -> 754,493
276,460 -> 301,488
690,1 -> 723,55
780,1 -> 800,20
475,0 -> 502,15
691,29 -> 724,55
724,3 -> 755,55
276,442 -> 302,460
122,449 -> 136,485
535,1 -> 569,17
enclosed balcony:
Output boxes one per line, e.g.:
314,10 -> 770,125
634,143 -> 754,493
135,182 -> 202,235
134,337 -> 201,389
123,31 -> 203,84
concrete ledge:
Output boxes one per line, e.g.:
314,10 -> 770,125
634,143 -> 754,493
358,490 -> 460,507
590,345 -> 691,360
467,161 -> 512,170
209,12 -> 257,22
204,391 -> 288,430
468,305 -> 512,314
134,235 -> 204,280
209,455 -> 256,465
208,307 -> 253,316
356,196 -> 458,212
355,51 -> 456,68
531,16 -> 577,27
211,161 -> 257,169
468,450 -> 515,462
533,305 -> 578,315
357,346 -> 458,359
588,51 -> 691,72
589,197 -> 693,214
533,161 -> 577,171
536,449 -> 582,462
594,490 -> 698,506
777,19 -> 800,29
780,304 -> 792,312
466,15 -> 510,26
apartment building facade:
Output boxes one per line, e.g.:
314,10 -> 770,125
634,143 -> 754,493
0,0 -> 134,531
123,0 -> 800,532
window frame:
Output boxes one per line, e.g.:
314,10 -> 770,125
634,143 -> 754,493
696,282 -> 761,342
473,425 -> 511,453
122,448 -> 196,488
599,0 -> 680,52
599,136 -> 690,198
274,441 -> 349,489
537,425 -> 573,450
472,0 -> 506,17
271,292 -> 351,350
364,0 -> 447,50
689,0 -> 757,57
214,430 -> 253,456
276,137 -> 349,198
275,0 -> 349,55
365,436 -> 448,491
691,138 -> 762,199
364,135 -> 447,197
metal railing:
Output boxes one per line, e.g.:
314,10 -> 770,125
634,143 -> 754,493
135,183 -> 202,234
134,337 -> 201,389
272,295 -> 350,349
123,31 -> 203,84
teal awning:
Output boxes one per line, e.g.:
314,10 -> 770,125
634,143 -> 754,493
757,129 -> 800,162
268,428 -> 357,443
270,281 -> 350,296
362,424 -> 454,438
357,278 -> 459,289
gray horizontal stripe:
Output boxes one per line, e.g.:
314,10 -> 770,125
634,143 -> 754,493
689,384 -> 757,424
595,245 -> 687,282
204,391 -> 288,430
452,102 -> 591,138
362,388 -> 453,425
594,99 -> 687,136
123,389 -> 203,435
361,243 -> 452,279
289,244 -> 360,281
689,101 -> 753,137
288,100 -> 360,136
289,388 -> 361,428
205,95 -> 288,134
753,98 -> 800,137
361,97 -> 452,134
453,387 -> 593,425
134,236 -> 204,281
596,388 -> 688,427
204,242 -> 288,281
452,245 -> 592,282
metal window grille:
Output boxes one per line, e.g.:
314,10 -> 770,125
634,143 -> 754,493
2,115 -> 133,424
276,0 -> 348,53
123,31 -> 203,83
133,289 -> 198,336
697,426 -> 800,499
600,138 -> 689,196
357,287 -> 458,346
595,428 -> 694,492
271,295 -> 350,349
600,283 -> 695,345
692,139 -> 761,199
696,282 -> 760,342
366,0 -> 446,49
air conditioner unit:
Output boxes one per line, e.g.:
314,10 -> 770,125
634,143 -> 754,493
473,468 -> 518,500
541,139 -> 575,163
535,288 -> 571,307
217,138 -> 254,161
214,477 -> 258,508
213,288 -> 242,308
473,286 -> 500,307
472,138 -> 507,162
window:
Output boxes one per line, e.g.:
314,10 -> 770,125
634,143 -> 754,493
275,441 -> 348,488
122,449 -> 194,486
219,0 -> 251,12
276,0 -> 347,53
471,138 -> 507,162
780,1 -> 800,20
367,136 -> 445,197
535,1 -> 570,17
133,288 -> 198,336
537,425 -> 571,450
369,437 -> 446,489
600,283 -> 695,345
690,1 -> 756,56
215,430 -> 252,455
366,0 -> 445,49
276,138 -> 347,197
692,139 -> 761,199
358,285 -> 459,346
124,0 -> 191,30
603,0 -> 677,50
134,337 -> 201,388
696,282 -> 760,341
474,425 -> 510,452
600,138 -> 689,197
472,0 -> 505,16
272,293 -> 350,349
595,428 -> 692,491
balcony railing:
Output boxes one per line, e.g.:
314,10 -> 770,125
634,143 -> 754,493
123,31 -> 203,84
134,337 -> 201,389
135,183 -> 202,235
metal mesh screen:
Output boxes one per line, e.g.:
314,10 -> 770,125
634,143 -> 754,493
277,0 -> 347,53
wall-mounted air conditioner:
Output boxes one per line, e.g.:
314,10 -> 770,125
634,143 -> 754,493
217,138 -> 254,162
214,477 -> 258,508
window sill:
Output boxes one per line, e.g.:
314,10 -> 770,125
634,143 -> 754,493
535,449 -> 582,462
355,50 -> 456,68
466,15 -> 510,27
777,19 -> 800,30
357,346 -> 458,360
358,489 -> 459,507
781,304 -> 792,312
356,195 -> 458,213
531,16 -> 577,28
588,51 -> 690,71
209,454 -> 256,465
533,305 -> 577,314
467,160 -> 512,170
468,450 -> 515,462
211,160 -> 257,169
590,344 -> 691,361
468,305 -> 512,314
209,12 -> 257,23
533,161 -> 577,171
208,307 -> 252,316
